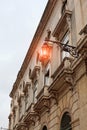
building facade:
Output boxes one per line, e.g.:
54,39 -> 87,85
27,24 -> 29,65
8,0 -> 87,130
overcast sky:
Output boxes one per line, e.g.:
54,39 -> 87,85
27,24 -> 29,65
0,0 -> 48,128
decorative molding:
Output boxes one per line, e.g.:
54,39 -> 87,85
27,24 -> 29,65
53,10 -> 72,40
49,57 -> 74,92
34,86 -> 50,113
24,112 -> 39,126
23,103 -> 40,126
13,99 -> 18,109
65,74 -> 75,90
34,97 -> 50,113
30,65 -> 40,80
16,122 -> 28,130
17,90 -> 24,103
49,90 -> 58,105
23,82 -> 31,94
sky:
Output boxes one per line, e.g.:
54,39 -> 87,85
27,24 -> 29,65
0,0 -> 48,128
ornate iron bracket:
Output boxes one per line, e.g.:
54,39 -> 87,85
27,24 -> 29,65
45,39 -> 79,58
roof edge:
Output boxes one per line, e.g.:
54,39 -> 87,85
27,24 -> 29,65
10,0 -> 57,98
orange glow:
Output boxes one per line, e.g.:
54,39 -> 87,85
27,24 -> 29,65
39,42 -> 51,63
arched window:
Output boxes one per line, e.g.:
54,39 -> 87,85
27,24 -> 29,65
60,112 -> 72,130
42,125 -> 47,130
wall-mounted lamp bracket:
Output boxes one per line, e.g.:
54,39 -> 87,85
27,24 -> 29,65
45,39 -> 79,58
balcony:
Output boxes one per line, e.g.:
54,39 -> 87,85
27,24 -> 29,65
49,57 -> 74,93
23,103 -> 39,125
34,85 -> 50,113
16,122 -> 28,130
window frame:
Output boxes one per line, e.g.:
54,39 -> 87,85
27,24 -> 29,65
33,80 -> 38,103
60,112 -> 72,130
60,30 -> 70,61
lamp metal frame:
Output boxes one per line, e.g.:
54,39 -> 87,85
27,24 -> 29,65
45,39 -> 79,58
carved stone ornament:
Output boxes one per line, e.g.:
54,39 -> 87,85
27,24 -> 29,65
23,81 -> 31,94
16,122 -> 28,130
34,86 -> 50,113
49,57 -> 74,92
23,111 -> 40,126
30,65 -> 40,80
65,74 -> 75,90
49,90 -> 58,105
23,103 -> 40,126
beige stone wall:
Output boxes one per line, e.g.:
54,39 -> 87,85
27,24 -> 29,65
80,0 -> 87,26
78,75 -> 87,130
9,0 -> 87,130
32,88 -> 80,130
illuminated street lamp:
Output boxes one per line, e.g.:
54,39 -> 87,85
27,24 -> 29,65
39,41 -> 52,63
45,39 -> 79,58
38,39 -> 79,64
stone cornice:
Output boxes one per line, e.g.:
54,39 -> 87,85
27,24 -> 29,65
10,0 -> 57,98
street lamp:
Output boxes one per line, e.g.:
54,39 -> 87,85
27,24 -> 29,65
46,39 -> 79,57
38,41 -> 52,63
39,39 -> 79,63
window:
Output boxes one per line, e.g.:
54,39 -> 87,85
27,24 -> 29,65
31,65 -> 40,104
33,80 -> 38,103
53,9 -> 72,64
19,101 -> 22,119
29,68 -> 31,78
60,112 -> 72,130
42,125 -> 47,130
44,69 -> 50,86
13,110 -> 16,126
61,31 -> 69,60
25,92 -> 28,111
44,63 -> 50,86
